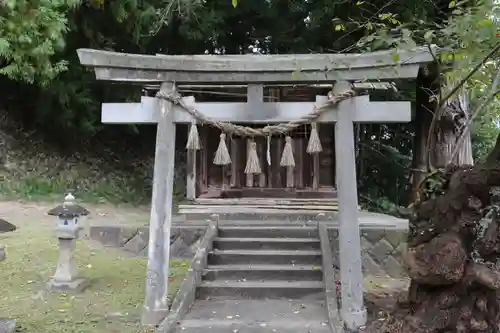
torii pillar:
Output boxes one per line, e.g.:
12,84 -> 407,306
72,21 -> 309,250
333,81 -> 366,329
141,82 -> 176,325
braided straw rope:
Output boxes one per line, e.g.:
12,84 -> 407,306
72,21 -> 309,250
156,88 -> 356,137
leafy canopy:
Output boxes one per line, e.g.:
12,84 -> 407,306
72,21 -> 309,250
0,0 -> 81,84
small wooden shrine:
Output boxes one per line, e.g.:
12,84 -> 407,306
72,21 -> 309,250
77,47 -> 434,330
190,89 -> 338,201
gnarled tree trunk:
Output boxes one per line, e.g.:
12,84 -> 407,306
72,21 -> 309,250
370,134 -> 500,333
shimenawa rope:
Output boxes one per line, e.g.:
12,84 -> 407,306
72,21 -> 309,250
156,89 -> 356,137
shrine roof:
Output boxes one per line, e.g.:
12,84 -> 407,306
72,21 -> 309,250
77,46 -> 437,84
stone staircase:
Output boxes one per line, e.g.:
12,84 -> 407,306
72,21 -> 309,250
173,226 -> 332,333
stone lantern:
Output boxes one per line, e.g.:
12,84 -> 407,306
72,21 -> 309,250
47,193 -> 89,292
0,219 -> 17,332
0,246 -> 16,333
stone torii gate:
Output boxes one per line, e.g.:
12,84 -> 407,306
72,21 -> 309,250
77,47 -> 433,330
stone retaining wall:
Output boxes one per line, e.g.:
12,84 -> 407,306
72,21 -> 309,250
89,224 -> 408,277
328,227 -> 408,278
89,225 -> 206,259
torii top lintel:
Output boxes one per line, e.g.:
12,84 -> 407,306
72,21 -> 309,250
77,46 -> 436,84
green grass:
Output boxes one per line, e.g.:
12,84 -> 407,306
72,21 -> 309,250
0,213 -> 189,333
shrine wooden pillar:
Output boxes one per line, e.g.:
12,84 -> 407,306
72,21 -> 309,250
141,82 -> 176,325
333,81 -> 366,328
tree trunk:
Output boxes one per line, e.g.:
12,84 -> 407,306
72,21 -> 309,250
410,65 -> 474,202
368,132 -> 500,333
410,65 -> 437,202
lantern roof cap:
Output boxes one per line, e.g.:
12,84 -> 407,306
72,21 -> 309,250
47,193 -> 89,217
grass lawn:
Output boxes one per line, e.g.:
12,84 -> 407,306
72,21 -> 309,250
0,207 -> 189,333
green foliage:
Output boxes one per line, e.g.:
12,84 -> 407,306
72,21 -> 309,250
363,196 -> 398,215
353,0 -> 499,103
472,94 -> 500,161
0,0 -> 497,212
0,0 -> 81,84
357,122 -> 413,211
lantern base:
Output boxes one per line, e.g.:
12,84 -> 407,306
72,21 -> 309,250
48,278 -> 88,293
0,318 -> 16,333
54,226 -> 83,239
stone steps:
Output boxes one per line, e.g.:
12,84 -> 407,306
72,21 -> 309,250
213,237 -> 321,251
172,226 -> 331,333
218,226 -> 319,238
173,324 -> 331,333
203,264 -> 323,281
197,280 -> 325,300
173,299 -> 330,333
199,226 -> 325,301
208,249 -> 322,265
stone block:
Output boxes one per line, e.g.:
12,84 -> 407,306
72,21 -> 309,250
361,230 -> 386,243
384,230 -> 406,248
170,227 -> 181,239
89,226 -> 120,247
179,228 -> 200,246
90,225 -> 206,259
395,242 -> 408,256
0,318 -> 16,333
360,236 -> 373,253
370,238 -> 395,263
138,246 -> 148,257
0,219 -> 16,233
123,233 -> 148,254
327,225 -> 408,278
170,237 -> 194,258
137,227 -> 150,244
361,254 -> 385,276
382,256 -> 407,278
119,227 -> 138,246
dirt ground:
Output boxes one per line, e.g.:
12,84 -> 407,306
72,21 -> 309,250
0,200 -> 151,226
361,276 -> 410,332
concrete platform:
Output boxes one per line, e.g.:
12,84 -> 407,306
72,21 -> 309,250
175,210 -> 408,229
